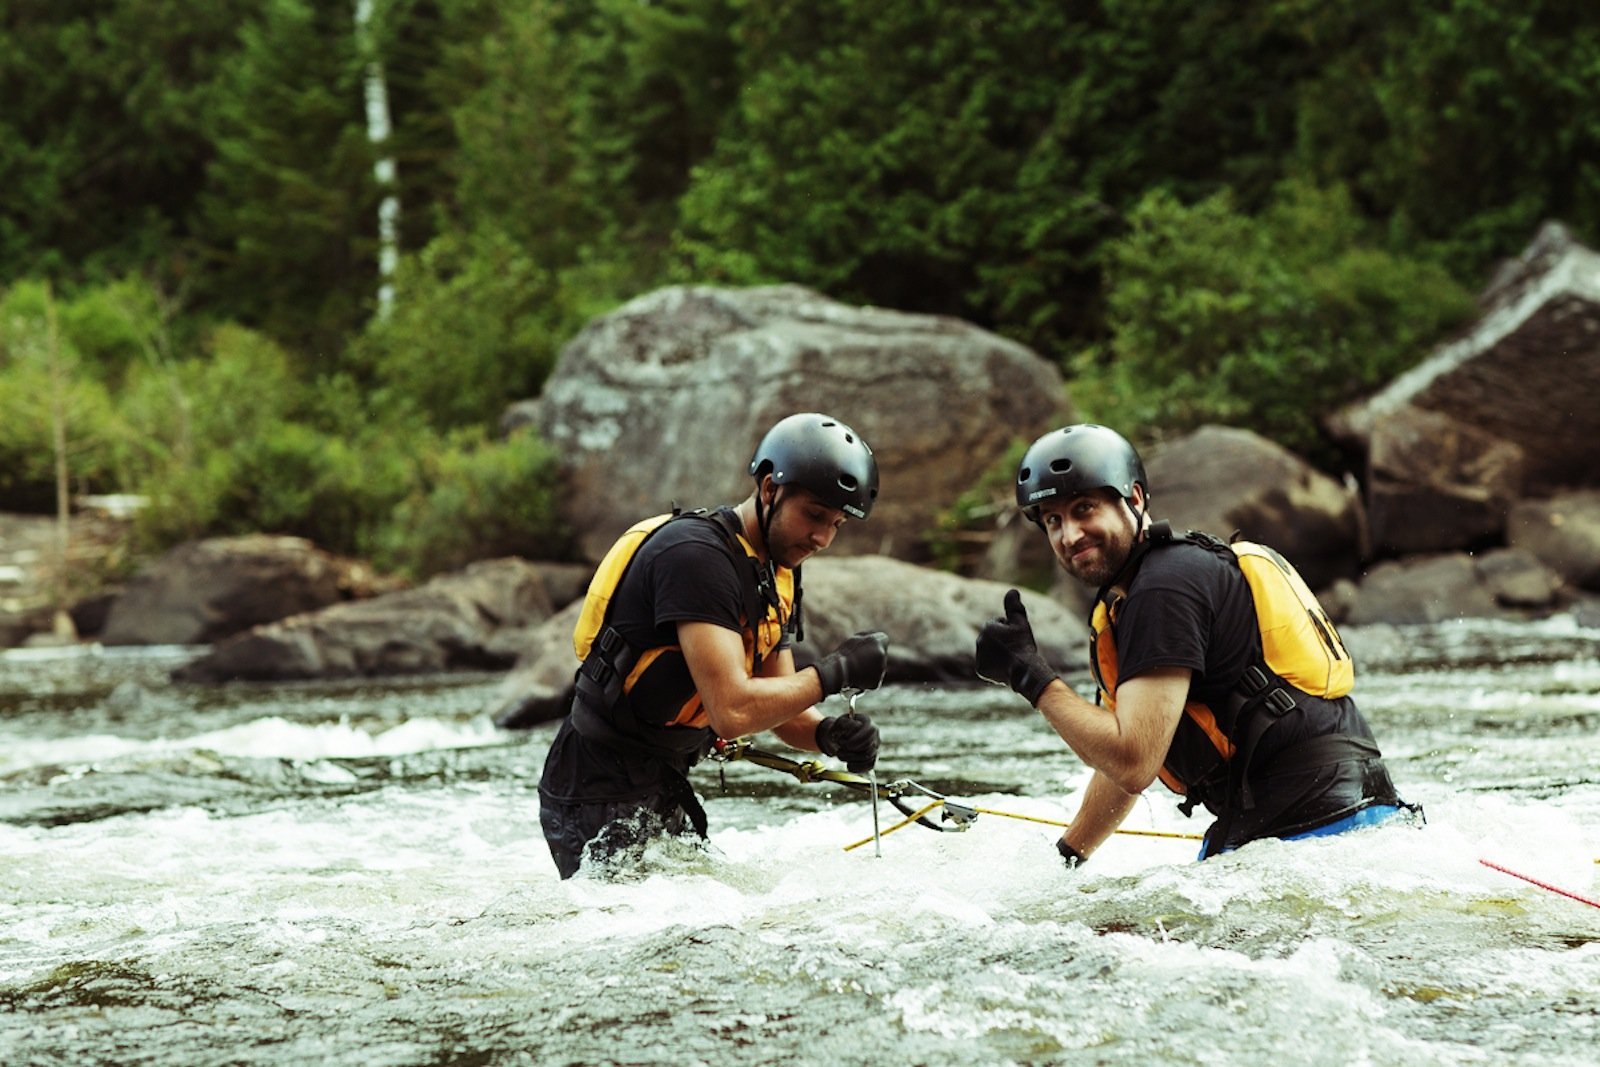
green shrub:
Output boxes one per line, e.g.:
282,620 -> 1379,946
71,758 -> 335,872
374,427 -> 571,578
1071,181 -> 1475,461
351,230 -> 569,430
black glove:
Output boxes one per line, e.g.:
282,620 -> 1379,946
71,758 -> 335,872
813,630 -> 889,698
816,712 -> 880,772
1056,838 -> 1087,869
975,589 -> 1058,706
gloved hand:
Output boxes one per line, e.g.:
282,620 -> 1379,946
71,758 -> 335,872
816,712 -> 880,772
975,589 -> 1058,706
813,630 -> 890,698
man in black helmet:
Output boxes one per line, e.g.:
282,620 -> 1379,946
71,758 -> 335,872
539,412 -> 891,879
975,424 -> 1410,863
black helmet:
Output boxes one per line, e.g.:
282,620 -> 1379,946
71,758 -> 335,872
749,413 -> 879,520
1016,424 -> 1147,525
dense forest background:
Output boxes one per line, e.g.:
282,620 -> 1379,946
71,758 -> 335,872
2,0 -> 1597,581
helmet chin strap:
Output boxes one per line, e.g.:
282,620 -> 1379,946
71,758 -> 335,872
754,479 -> 778,562
1126,486 -> 1150,541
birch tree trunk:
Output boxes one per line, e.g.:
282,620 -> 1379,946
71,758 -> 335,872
355,0 -> 400,319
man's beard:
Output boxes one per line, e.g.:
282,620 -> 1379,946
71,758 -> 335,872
766,518 -> 814,570
1063,534 -> 1132,588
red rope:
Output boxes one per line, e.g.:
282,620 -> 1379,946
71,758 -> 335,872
1479,858 -> 1600,910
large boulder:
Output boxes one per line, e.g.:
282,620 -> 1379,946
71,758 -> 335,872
789,555 -> 1089,680
1363,407 -> 1526,555
490,555 -> 1090,729
504,285 -> 1067,564
102,535 -> 383,647
1331,221 -> 1600,495
173,558 -> 559,682
1144,426 -> 1363,589
488,600 -> 585,728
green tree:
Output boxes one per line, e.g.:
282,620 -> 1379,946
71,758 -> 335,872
375,426 -> 570,576
350,229 -> 568,429
1074,181 -> 1475,459
444,0 -> 738,279
0,281 -> 121,511
0,0 -> 257,286
192,0 -> 377,356
675,0 -> 1321,355
1282,0 -> 1600,272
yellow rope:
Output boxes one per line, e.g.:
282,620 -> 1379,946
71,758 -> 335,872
842,800 -> 944,851
842,798 -> 1206,851
969,804 -> 1204,841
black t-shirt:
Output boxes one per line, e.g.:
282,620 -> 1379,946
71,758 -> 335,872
539,511 -> 791,804
1113,539 -> 1258,708
607,517 -> 757,719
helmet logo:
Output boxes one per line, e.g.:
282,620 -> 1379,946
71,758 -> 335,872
1027,488 -> 1057,503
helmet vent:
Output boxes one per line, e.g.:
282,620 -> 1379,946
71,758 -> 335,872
1049,459 -> 1074,474
837,475 -> 858,491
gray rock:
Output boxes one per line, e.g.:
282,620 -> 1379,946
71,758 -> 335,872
509,284 -> 1068,564
792,555 -> 1089,681
1473,547 -> 1564,608
173,558 -> 557,682
489,601 -> 585,728
1344,554 -> 1510,626
1145,425 -> 1363,588
1331,221 -> 1600,494
1365,407 -> 1526,555
102,535 -> 380,647
1507,489 -> 1600,590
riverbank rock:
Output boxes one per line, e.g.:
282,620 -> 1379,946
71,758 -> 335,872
172,558 -> 560,683
793,555 -> 1089,679
102,535 -> 386,647
502,284 -> 1067,565
489,554 -> 1090,729
1330,221 -> 1600,502
1145,426 -> 1363,589
488,601 -> 585,728
1364,406 -> 1528,555
1343,555 -> 1506,626
1507,489 -> 1600,591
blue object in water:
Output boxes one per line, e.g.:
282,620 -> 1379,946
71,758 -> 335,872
1201,804 -> 1405,860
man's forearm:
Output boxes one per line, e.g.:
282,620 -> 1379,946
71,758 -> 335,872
1062,770 -> 1140,857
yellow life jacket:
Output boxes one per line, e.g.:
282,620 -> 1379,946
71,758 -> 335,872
572,507 -> 794,735
1089,525 -> 1353,798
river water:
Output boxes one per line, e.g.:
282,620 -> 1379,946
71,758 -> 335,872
2,617 -> 1597,1066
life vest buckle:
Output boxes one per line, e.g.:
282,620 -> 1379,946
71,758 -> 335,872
1263,687 -> 1297,716
1239,664 -> 1271,696
595,626 -> 627,661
